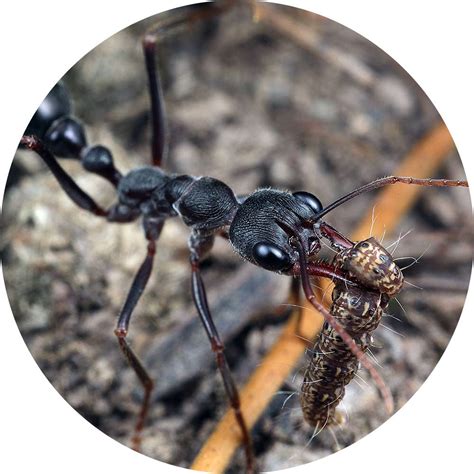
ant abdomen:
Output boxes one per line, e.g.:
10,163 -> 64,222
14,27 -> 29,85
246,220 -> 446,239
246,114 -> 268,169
25,82 -> 87,159
44,116 -> 87,159
26,82 -> 72,138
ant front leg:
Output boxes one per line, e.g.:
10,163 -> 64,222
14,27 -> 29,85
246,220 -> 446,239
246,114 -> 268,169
290,260 -> 353,340
114,218 -> 164,451
188,231 -> 256,474
288,276 -> 303,333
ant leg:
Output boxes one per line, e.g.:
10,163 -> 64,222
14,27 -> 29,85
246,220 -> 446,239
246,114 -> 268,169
114,219 -> 164,451
20,135 -> 107,217
189,232 -> 256,474
142,33 -> 167,168
289,262 -> 351,339
292,261 -> 352,339
289,276 -> 320,347
21,134 -> 133,221
142,1 -> 236,167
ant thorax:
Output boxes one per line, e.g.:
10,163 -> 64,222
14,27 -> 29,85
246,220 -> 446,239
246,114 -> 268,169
115,168 -> 239,231
171,176 -> 239,231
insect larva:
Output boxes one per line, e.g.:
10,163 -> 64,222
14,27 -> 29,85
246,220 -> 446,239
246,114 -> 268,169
301,238 -> 404,428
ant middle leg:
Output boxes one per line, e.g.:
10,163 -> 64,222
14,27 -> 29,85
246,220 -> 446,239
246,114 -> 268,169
188,231 -> 256,474
114,219 -> 164,451
287,276 -> 307,340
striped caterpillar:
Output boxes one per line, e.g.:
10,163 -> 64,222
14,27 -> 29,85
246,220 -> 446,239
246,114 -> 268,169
301,237 -> 404,428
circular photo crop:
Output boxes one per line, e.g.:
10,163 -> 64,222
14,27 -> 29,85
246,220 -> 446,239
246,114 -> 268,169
2,2 -> 472,473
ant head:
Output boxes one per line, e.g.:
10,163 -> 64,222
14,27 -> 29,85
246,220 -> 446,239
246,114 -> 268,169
229,189 -> 323,272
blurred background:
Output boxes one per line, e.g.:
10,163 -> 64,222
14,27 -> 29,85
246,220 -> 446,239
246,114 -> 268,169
2,1 -> 472,472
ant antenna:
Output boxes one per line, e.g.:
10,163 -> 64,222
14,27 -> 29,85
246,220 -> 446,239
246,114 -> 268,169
315,176 -> 468,221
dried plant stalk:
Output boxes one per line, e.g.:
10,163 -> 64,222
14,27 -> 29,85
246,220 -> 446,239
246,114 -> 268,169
191,122 -> 455,473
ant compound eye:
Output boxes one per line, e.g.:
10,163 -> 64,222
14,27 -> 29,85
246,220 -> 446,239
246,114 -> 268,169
252,242 -> 292,271
292,191 -> 323,215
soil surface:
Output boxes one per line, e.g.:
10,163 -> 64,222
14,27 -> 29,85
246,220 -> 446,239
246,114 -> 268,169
2,2 -> 472,473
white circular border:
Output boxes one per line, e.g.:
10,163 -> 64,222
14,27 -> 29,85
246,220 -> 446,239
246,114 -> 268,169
1,2 -> 472,474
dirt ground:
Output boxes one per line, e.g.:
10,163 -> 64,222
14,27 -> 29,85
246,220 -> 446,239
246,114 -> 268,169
2,2 -> 472,473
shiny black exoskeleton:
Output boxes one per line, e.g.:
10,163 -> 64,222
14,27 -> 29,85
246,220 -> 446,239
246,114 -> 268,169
20,77 -> 336,474
26,81 -> 121,186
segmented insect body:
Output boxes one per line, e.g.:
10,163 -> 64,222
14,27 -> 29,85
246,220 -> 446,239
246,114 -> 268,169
301,237 -> 404,428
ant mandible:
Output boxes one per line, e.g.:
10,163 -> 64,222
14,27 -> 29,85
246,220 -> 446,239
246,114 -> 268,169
18,3 -> 469,473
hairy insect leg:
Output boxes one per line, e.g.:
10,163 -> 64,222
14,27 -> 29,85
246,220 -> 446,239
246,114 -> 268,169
189,231 -> 256,474
20,135 -> 107,217
295,240 -> 394,415
114,219 -> 164,451
142,1 -> 236,167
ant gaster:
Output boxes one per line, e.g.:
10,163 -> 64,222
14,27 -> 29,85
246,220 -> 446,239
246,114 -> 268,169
18,4 -> 468,474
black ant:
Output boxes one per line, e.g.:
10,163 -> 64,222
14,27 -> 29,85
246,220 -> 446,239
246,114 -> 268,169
10,2 -> 470,473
